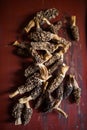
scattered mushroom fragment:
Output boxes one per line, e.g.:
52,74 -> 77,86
70,16 -> 79,41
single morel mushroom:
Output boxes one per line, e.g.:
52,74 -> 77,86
12,103 -> 24,125
9,73 -> 43,98
29,29 -> 62,42
22,102 -> 33,125
47,63 -> 69,93
70,16 -> 79,41
24,8 -> 59,33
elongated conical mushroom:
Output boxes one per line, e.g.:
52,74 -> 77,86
24,8 -> 59,33
12,103 -> 24,125
9,73 -> 43,98
47,63 -> 69,93
70,16 -> 79,41
22,102 -> 33,125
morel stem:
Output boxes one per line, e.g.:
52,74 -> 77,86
43,17 -> 51,25
71,16 -> 76,27
15,118 -> 22,125
55,107 -> 68,118
9,90 -> 19,98
19,96 -> 32,104
13,41 -> 20,46
24,19 -> 35,33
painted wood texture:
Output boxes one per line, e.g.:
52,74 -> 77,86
0,0 -> 87,130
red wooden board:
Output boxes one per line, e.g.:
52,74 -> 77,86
0,0 -> 87,130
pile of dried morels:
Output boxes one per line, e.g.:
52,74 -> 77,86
9,8 -> 81,125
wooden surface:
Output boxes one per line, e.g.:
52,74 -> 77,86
0,0 -> 87,130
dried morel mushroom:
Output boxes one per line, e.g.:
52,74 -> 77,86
9,73 -> 43,98
21,102 -> 33,125
70,16 -> 79,41
9,8 -> 81,126
24,8 -> 59,33
12,103 -> 24,125
47,63 -> 69,93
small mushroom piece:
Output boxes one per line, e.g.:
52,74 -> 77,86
12,103 -> 24,125
70,16 -> 79,41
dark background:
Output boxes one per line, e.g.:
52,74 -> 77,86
0,0 -> 87,130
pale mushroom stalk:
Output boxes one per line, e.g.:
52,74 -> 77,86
54,107 -> 68,118
51,99 -> 68,118
24,19 -> 35,33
